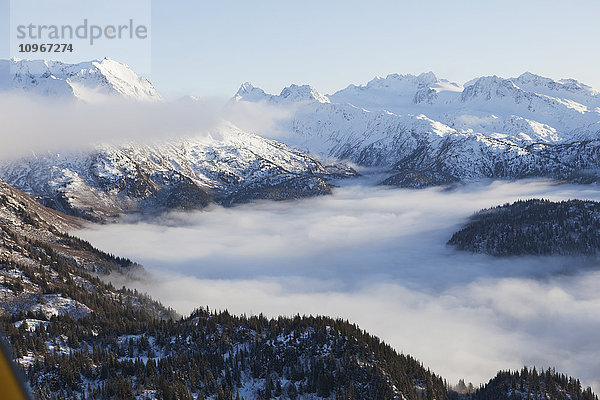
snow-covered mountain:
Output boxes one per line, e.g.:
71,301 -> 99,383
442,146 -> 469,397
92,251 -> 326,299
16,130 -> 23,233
326,72 -> 600,140
0,57 -> 160,102
4,58 -> 600,210
0,59 -> 358,219
235,72 -> 600,186
0,122 -> 354,220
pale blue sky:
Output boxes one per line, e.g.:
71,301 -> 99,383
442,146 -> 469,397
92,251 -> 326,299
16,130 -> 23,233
2,0 -> 600,99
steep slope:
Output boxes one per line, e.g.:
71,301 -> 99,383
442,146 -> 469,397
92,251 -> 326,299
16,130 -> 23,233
0,123 -> 355,220
382,135 -> 600,187
328,72 -> 600,143
512,72 -> 600,108
0,57 -> 160,102
456,75 -> 600,141
0,179 -> 451,400
0,176 -> 170,319
0,57 -> 355,219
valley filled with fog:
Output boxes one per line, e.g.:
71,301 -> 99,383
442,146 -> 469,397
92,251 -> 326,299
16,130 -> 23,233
75,178 -> 600,392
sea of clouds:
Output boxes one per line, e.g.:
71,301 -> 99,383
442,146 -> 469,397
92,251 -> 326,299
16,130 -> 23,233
75,178 -> 600,392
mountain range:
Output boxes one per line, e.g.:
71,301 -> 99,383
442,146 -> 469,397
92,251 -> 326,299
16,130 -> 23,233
235,71 -> 600,187
0,58 -> 600,219
1,58 -> 599,398
0,58 -> 359,220
2,58 -> 600,217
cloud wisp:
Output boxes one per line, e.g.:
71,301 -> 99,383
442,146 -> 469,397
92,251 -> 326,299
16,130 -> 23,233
0,94 -> 293,160
76,179 -> 600,391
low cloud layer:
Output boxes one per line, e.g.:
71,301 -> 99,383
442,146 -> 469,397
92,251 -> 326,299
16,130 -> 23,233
0,94 -> 292,160
76,180 -> 600,391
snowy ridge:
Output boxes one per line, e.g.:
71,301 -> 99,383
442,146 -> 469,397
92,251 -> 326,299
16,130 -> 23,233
513,72 -> 600,105
0,57 -> 161,102
235,82 -> 330,104
239,71 -> 600,145
0,122 -> 354,219
330,72 -> 463,108
0,177 -> 129,319
0,59 -> 353,219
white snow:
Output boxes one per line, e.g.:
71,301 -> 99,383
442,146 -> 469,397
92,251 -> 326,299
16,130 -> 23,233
234,71 -> 600,172
0,57 -> 161,102
30,294 -> 92,319
15,318 -> 50,332
0,120 -> 333,215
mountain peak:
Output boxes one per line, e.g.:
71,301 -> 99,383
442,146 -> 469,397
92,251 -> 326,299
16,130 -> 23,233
233,82 -> 271,102
328,71 -> 461,110
512,72 -> 599,99
557,78 -> 598,95
417,71 -> 438,83
238,81 -> 255,92
463,74 -> 505,86
460,75 -> 522,102
279,84 -> 330,103
365,72 -> 440,88
0,58 -> 161,102
512,72 -> 558,89
517,71 -> 546,81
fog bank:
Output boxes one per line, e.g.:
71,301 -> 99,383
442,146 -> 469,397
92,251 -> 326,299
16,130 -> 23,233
76,179 -> 600,391
0,94 -> 292,160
